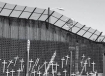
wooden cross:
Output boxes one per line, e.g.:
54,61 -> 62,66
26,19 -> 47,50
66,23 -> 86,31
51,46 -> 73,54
17,68 -> 21,76
31,58 -> 40,73
10,69 -> 15,76
2,60 -> 7,73
51,63 -> 57,73
29,59 -> 34,71
82,54 -> 85,60
20,58 -> 24,71
61,57 -> 65,68
87,57 -> 91,67
89,71 -> 93,75
84,60 -> 88,72
52,70 -> 55,76
7,60 -> 13,68
43,51 -> 56,76
63,69 -> 67,76
57,72 -> 61,76
91,61 -> 95,72
37,71 -> 42,76
55,62 -> 59,73
80,61 -> 83,67
44,71 -> 49,76
32,69 -> 37,76
44,61 -> 47,72
6,69 -> 10,76
65,55 -> 70,65
71,72 -> 76,76
14,56 -> 19,66
86,72 -> 89,76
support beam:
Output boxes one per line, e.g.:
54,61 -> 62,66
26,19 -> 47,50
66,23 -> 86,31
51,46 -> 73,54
28,8 -> 36,19
37,9 -> 46,20
8,5 -> 17,17
0,3 -> 6,13
53,15 -> 63,25
76,25 -> 85,34
18,6 -> 27,18
82,27 -> 91,36
88,30 -> 97,39
101,36 -> 105,42
95,32 -> 102,42
68,22 -> 78,31
61,19 -> 70,27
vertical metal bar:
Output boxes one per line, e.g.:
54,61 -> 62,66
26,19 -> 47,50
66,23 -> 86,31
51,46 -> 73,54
48,7 -> 50,23
45,11 -> 54,22
45,7 -> 51,29
76,25 -> 85,34
95,32 -> 102,42
82,27 -> 91,36
88,30 -> 97,39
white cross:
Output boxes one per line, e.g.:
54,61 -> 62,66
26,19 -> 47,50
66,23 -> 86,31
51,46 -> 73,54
80,61 -> 83,67
7,60 -> 14,68
71,72 -> 76,76
44,61 -> 48,72
31,58 -> 40,73
20,58 -> 24,71
55,62 -> 59,73
94,70 -> 97,74
63,69 -> 67,76
2,60 -> 7,73
84,60 -> 88,72
10,69 -> 15,76
51,62 -> 59,73
43,71 -> 49,76
17,68 -> 21,76
61,57 -> 65,68
88,57 -> 91,67
32,69 -> 37,76
6,69 -> 10,76
52,70 -> 55,76
86,72 -> 89,76
44,51 -> 56,76
29,59 -> 34,71
50,51 -> 56,63
82,54 -> 85,60
37,71 -> 42,76
65,55 -> 70,65
14,56 -> 19,66
91,61 -> 95,72
89,71 -> 93,75
57,72 -> 61,76
44,61 -> 48,76
51,63 -> 56,74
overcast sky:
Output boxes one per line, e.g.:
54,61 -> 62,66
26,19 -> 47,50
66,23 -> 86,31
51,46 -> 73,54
0,0 -> 105,34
